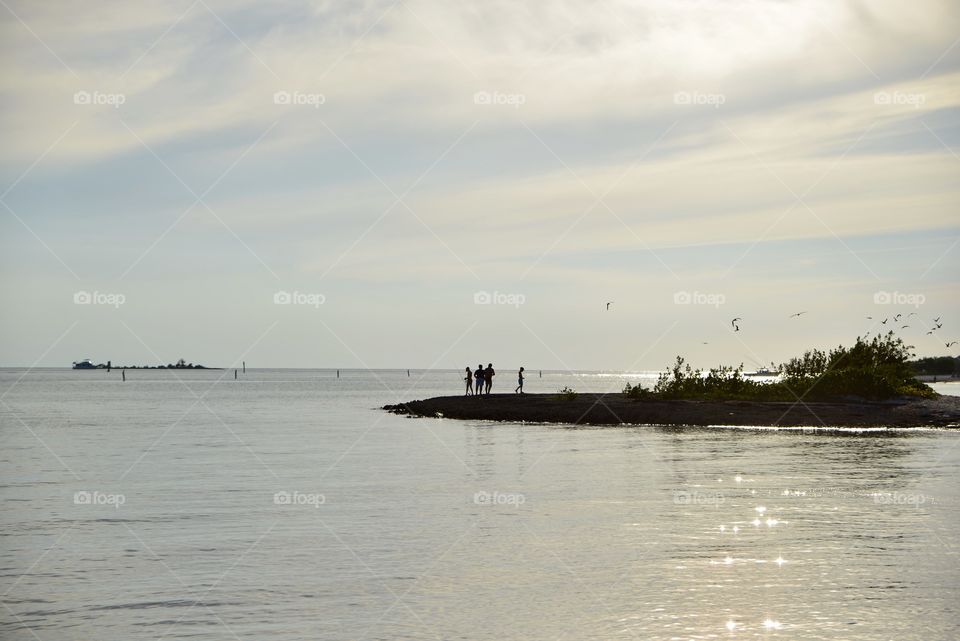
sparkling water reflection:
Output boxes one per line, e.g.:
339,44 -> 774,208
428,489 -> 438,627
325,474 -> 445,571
1,369 -> 958,640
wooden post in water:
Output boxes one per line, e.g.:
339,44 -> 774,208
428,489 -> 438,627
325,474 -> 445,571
122,369 -> 125,382
337,369 -> 340,379
234,369 -> 238,380
242,361 -> 246,373
407,369 -> 410,377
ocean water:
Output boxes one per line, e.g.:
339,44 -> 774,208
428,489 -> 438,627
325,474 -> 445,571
1,368 -> 958,640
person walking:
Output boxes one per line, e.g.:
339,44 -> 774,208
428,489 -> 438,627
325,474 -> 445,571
484,363 -> 495,395
464,366 -> 474,395
475,364 -> 485,398
515,367 -> 525,394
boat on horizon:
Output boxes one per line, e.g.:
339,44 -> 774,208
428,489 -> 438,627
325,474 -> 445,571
72,359 -> 96,370
744,367 -> 778,377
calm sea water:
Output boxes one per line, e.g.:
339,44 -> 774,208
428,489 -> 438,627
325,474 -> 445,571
1,368 -> 958,640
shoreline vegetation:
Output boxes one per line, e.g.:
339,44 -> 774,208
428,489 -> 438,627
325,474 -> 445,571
385,333 -> 960,428
628,332 -> 935,402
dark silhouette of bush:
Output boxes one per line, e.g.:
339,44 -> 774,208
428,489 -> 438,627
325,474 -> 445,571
910,356 -> 959,376
624,332 -> 935,402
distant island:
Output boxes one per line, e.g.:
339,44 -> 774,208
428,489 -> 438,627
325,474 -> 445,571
72,358 -> 220,370
910,355 -> 960,382
386,333 -> 960,428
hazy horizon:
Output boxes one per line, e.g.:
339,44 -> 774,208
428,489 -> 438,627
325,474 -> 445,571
2,0 -> 959,370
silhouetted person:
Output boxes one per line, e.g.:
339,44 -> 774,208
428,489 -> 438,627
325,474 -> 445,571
475,364 -> 485,398
515,367 -> 525,394
464,366 -> 474,395
485,363 -> 495,395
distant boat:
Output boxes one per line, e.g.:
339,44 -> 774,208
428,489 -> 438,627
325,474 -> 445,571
72,359 -> 96,369
744,367 -> 778,377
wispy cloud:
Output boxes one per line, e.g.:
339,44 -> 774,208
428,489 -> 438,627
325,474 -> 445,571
1,0 -> 958,367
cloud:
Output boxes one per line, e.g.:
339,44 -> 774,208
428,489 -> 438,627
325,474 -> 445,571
1,0 -> 958,366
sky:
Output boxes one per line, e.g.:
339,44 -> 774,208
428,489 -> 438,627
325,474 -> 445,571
1,0 -> 958,371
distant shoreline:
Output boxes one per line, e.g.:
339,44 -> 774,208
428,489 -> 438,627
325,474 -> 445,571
71,366 -> 223,370
384,393 -> 960,428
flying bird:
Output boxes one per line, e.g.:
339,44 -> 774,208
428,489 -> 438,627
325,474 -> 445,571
731,317 -> 742,332
934,317 -> 941,323
927,331 -> 935,335
789,311 -> 807,318
894,313 -> 902,321
605,301 -> 613,310
947,341 -> 958,347
866,316 -> 873,320
908,312 -> 918,317
901,325 -> 910,329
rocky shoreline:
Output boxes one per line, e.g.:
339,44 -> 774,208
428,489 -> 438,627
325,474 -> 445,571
383,393 -> 960,428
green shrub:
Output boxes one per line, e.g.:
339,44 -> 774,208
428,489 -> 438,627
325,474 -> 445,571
624,332 -> 935,402
622,381 -> 653,399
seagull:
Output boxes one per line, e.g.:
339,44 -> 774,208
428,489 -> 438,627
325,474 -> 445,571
935,322 -> 943,329
789,311 -> 807,318
934,317 -> 941,323
927,331 -> 935,335
881,318 -> 889,324
947,341 -> 958,347
866,316 -> 873,320
731,317 -> 742,332
908,312 -> 918,317
901,325 -> 910,329
894,313 -> 902,321
606,301 -> 613,310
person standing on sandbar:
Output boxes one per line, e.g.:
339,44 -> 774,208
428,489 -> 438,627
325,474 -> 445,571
475,364 -> 485,398
464,366 -> 474,395
484,363 -> 495,395
515,367 -> 525,394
